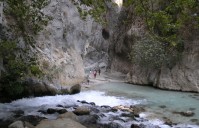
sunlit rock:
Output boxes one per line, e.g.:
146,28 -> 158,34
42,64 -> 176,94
8,121 -> 24,128
35,118 -> 87,128
58,112 -> 78,121
73,106 -> 90,115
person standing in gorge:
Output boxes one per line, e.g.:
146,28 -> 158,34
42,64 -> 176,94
89,69 -> 92,78
93,70 -> 97,79
86,74 -> 90,85
98,68 -> 101,76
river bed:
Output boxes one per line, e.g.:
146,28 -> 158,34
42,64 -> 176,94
0,82 -> 199,128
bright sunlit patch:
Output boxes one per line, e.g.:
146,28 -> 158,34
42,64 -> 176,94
112,0 -> 123,8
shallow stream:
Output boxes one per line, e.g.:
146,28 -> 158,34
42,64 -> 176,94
92,82 -> 199,127
0,82 -> 199,128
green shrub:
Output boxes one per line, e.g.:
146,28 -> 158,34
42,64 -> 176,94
129,36 -> 182,69
0,40 -> 43,99
72,0 -> 110,25
3,82 -> 24,97
1,0 -> 51,44
30,65 -> 43,77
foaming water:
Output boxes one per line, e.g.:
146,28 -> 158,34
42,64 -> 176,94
0,90 -> 144,120
92,82 -> 199,127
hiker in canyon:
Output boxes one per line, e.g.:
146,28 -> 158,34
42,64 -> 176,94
98,68 -> 101,76
93,70 -> 97,79
86,74 -> 90,85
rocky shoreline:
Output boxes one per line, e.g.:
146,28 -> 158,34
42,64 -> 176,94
2,71 -> 198,128
0,100 -> 159,128
4,99 -> 198,128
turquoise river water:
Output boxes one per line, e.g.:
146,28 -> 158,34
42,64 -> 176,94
91,82 -> 199,127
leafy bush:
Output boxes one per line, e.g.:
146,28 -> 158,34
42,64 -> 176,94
30,65 -> 43,77
124,0 -> 199,44
0,40 -> 42,99
1,0 -> 51,44
72,0 -> 110,25
2,81 -> 24,97
129,36 -> 182,68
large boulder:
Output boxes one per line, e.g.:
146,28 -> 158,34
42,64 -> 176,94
24,78 -> 59,96
35,118 -> 87,128
130,106 -> 145,117
17,115 -> 46,126
102,122 -> 123,128
8,121 -> 24,128
47,108 -> 67,114
58,112 -> 78,121
73,106 -> 90,115
77,115 -> 99,125
8,121 -> 34,128
70,84 -> 81,94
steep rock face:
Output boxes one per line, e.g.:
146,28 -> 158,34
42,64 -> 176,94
0,0 -> 108,100
108,6 -> 144,73
109,6 -> 199,92
126,42 -> 199,92
33,0 -> 108,87
154,41 -> 199,92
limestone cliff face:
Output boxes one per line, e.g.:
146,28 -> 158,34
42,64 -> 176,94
154,41 -> 199,92
0,0 -> 107,90
126,40 -> 199,92
108,6 -> 199,92
33,0 -> 108,87
2,0 -> 198,94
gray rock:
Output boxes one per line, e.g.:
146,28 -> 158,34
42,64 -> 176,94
8,121 -> 24,128
35,118 -> 87,128
24,78 -> 58,96
131,123 -> 142,128
162,117 -> 173,126
70,84 -> 81,94
58,112 -> 78,121
24,122 -> 34,128
73,106 -> 90,115
17,115 -> 46,126
130,106 -> 145,117
47,108 -> 67,114
60,87 -> 69,94
77,115 -> 99,124
13,110 -> 24,118
180,111 -> 195,117
103,122 -> 123,128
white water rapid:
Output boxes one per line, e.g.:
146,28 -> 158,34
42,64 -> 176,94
0,90 -> 144,121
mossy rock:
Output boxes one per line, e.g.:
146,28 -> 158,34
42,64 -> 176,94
70,84 -> 81,94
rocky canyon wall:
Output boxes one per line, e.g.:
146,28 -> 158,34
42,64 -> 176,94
0,0 -> 108,96
108,5 -> 199,92
1,0 -> 198,95
35,0 -> 109,87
